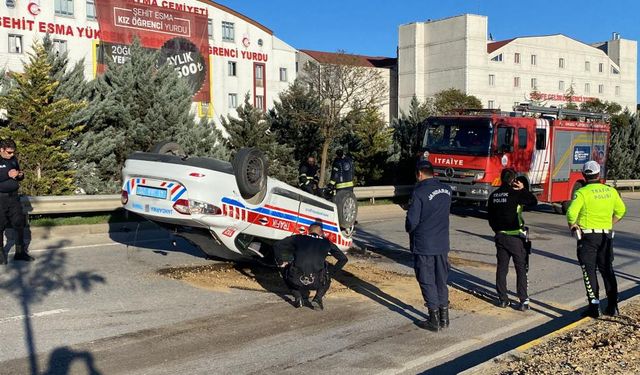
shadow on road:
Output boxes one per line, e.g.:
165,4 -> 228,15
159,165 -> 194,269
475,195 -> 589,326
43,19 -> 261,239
42,347 -> 102,375
0,237 -> 106,375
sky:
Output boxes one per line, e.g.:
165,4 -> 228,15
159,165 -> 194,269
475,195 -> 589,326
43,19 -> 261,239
216,0 -> 640,100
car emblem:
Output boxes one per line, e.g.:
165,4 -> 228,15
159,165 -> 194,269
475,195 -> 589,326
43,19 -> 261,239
258,218 -> 268,225
298,227 -> 306,233
445,168 -> 455,178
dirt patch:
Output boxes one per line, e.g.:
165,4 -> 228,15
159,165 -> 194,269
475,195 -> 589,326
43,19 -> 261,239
481,299 -> 640,374
158,259 -> 498,313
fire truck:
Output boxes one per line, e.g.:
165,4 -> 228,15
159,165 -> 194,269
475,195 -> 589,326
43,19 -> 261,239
418,104 -> 610,213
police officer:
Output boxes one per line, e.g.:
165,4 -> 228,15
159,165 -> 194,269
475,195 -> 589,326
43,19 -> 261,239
488,169 -> 537,311
274,222 -> 348,310
327,149 -> 354,195
405,160 -> 452,331
298,156 -> 319,195
0,139 -> 34,264
567,160 -> 626,317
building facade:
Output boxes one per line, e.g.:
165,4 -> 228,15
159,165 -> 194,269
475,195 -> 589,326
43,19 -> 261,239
0,0 -> 297,122
399,14 -> 637,113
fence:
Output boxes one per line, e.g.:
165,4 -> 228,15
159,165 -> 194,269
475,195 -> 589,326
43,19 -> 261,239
20,180 -> 640,215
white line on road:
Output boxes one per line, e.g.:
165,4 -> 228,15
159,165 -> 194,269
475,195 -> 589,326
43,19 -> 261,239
0,309 -> 69,324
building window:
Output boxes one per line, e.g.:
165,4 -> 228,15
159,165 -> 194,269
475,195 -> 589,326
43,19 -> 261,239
513,76 -> 520,88
55,0 -> 74,16
531,54 -> 537,66
279,68 -> 287,82
488,74 -> 495,86
255,95 -> 264,110
615,86 -> 620,96
208,19 -> 213,39
53,39 -> 68,55
531,78 -> 537,89
255,64 -> 264,87
514,53 -> 520,64
488,100 -> 495,109
611,66 -> 620,74
559,58 -> 565,69
585,61 -> 590,72
558,80 -> 564,91
491,53 -> 503,62
228,61 -> 237,76
228,93 -> 237,109
86,0 -> 96,19
598,84 -> 604,94
584,83 -> 590,94
598,63 -> 604,73
8,34 -> 22,54
222,21 -> 235,42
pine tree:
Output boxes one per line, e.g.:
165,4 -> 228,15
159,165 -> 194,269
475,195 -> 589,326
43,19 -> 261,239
0,41 -> 86,195
221,94 -> 297,184
433,88 -> 482,115
73,39 -> 226,193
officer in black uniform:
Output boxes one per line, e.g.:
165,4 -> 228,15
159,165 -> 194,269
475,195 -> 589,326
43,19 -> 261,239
327,149 -> 354,195
298,156 -> 320,195
0,139 -> 34,264
487,168 -> 537,311
274,222 -> 348,310
405,160 -> 452,331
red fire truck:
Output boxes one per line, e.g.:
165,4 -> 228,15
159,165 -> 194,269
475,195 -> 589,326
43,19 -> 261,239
419,104 -> 610,213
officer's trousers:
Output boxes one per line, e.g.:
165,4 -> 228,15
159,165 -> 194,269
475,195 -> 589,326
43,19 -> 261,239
285,277 -> 331,301
495,233 -> 528,302
577,233 -> 617,304
414,254 -> 449,310
0,192 -> 26,251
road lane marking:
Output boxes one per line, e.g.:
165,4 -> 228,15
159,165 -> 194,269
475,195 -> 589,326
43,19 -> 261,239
0,308 -> 69,324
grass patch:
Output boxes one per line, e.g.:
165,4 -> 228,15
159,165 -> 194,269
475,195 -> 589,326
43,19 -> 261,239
29,210 -> 144,227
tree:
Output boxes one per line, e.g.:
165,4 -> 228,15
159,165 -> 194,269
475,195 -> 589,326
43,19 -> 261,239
563,84 -> 578,110
268,80 -> 323,162
0,41 -> 85,195
607,111 -> 640,180
299,53 -> 388,185
72,39 -> 226,194
433,88 -> 482,115
580,99 -> 622,115
528,88 -> 547,106
220,94 -> 297,184
341,108 -> 393,185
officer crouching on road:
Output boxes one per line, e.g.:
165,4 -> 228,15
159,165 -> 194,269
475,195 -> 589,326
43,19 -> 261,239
487,168 -> 537,311
405,160 -> 452,332
327,149 -> 354,196
0,139 -> 34,264
298,156 -> 320,195
274,222 -> 348,310
567,161 -> 626,318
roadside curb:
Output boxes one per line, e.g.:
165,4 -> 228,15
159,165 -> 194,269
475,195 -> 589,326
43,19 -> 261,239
26,221 -> 161,240
460,294 -> 640,374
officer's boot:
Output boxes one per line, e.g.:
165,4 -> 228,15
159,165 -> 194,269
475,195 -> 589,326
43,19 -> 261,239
418,309 -> 441,332
13,245 -> 34,262
439,306 -> 450,329
605,295 -> 619,317
582,301 -> 602,318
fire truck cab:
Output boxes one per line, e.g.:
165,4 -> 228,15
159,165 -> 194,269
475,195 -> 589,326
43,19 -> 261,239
419,104 -> 610,213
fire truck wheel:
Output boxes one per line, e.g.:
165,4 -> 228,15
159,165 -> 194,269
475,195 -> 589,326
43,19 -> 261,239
560,182 -> 584,214
232,148 -> 268,200
335,190 -> 358,229
150,141 -> 186,157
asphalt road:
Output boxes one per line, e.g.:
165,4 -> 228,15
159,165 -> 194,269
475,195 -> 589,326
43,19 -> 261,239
0,193 -> 638,375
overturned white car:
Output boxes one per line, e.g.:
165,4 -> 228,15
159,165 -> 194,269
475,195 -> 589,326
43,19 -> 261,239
121,143 -> 357,261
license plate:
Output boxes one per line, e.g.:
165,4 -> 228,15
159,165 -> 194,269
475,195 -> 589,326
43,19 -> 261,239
136,186 -> 167,199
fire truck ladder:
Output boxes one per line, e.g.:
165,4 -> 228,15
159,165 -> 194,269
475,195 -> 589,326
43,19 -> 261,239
513,104 -> 609,121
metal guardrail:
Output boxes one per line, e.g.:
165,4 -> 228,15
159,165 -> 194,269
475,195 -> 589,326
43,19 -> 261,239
19,179 -> 640,215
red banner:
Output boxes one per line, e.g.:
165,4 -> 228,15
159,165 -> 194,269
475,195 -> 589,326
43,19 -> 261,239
95,0 -> 210,102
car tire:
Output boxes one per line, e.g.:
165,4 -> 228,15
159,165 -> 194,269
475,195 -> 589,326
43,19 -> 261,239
233,148 -> 268,199
560,182 -> 583,214
150,141 -> 186,157
334,190 -> 358,229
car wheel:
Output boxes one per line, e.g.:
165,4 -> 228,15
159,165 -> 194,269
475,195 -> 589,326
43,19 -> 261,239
335,190 -> 358,229
233,148 -> 268,199
150,141 -> 186,157
560,182 -> 583,214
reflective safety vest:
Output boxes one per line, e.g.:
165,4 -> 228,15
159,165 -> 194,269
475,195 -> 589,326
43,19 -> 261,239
567,182 -> 626,230
329,156 -> 354,189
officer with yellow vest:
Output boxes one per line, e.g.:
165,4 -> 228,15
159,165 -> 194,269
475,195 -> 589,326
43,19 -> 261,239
567,160 -> 626,318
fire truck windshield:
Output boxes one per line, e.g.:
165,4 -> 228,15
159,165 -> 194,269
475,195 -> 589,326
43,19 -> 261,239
422,118 -> 492,156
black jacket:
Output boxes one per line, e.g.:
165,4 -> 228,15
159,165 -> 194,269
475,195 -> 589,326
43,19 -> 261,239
274,234 -> 348,275
298,163 -> 319,186
0,157 -> 23,193
330,156 -> 354,186
405,178 -> 452,255
487,185 -> 537,233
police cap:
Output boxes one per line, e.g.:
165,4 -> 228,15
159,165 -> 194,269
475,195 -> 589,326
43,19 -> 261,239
582,160 -> 601,176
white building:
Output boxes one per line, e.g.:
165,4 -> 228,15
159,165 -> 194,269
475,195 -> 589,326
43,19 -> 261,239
398,14 -> 637,113
0,0 -> 297,122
